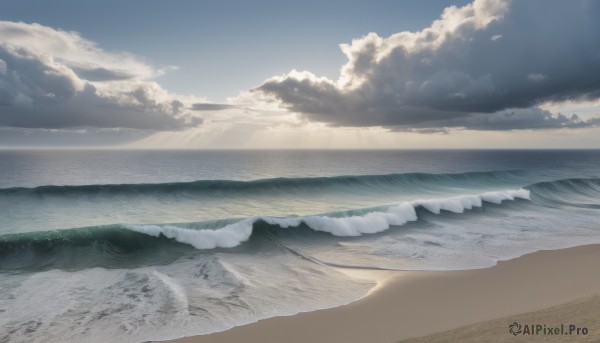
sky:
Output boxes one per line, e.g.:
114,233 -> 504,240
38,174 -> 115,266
1,0 -> 600,148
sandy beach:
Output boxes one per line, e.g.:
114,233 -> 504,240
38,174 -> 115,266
161,244 -> 600,343
3,0 -> 600,341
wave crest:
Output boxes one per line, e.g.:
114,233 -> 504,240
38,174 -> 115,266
124,220 -> 255,250
0,188 -> 531,271
123,188 -> 529,249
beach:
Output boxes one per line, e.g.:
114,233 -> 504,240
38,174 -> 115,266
2,0 -> 600,341
162,244 -> 600,343
3,150 -> 600,343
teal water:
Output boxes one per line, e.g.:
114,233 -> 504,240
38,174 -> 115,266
1,149 -> 599,342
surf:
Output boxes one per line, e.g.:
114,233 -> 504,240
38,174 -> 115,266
3,175 -> 600,272
0,188 -> 531,272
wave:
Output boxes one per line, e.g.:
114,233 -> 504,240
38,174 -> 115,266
0,170 -> 524,197
0,188 -> 530,271
526,178 -> 600,208
125,188 -> 529,248
0,225 -> 195,272
3,175 -> 600,272
527,177 -> 600,197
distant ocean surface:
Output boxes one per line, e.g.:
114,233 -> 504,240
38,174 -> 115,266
1,149 -> 600,342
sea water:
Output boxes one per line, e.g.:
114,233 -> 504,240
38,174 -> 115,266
1,149 -> 599,342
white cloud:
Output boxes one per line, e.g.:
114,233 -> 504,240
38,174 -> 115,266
0,22 -> 155,80
0,21 -> 202,130
257,0 -> 600,131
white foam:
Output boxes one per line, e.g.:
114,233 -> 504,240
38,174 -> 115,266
123,189 -> 530,249
301,203 -> 417,236
152,271 -> 190,314
481,188 -> 530,203
124,218 -> 255,249
263,204 -> 417,236
415,195 -> 482,214
413,189 -> 530,214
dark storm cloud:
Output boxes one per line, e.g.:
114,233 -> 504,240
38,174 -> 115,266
257,0 -> 600,130
393,108 -> 600,133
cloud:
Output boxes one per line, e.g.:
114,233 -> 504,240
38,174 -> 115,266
70,67 -> 136,82
256,0 -> 600,131
191,103 -> 238,111
0,21 -> 155,80
0,21 -> 201,130
397,108 -> 599,133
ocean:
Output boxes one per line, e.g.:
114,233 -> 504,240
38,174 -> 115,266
1,149 -> 599,342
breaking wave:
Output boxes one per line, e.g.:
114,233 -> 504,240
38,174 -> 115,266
4,175 -> 600,272
0,188 -> 530,271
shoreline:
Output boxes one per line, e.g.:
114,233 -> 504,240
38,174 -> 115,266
159,244 -> 600,343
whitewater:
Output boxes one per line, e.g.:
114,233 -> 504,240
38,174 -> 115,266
1,149 -> 600,343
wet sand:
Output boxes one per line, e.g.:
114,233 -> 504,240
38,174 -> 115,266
160,244 -> 600,343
